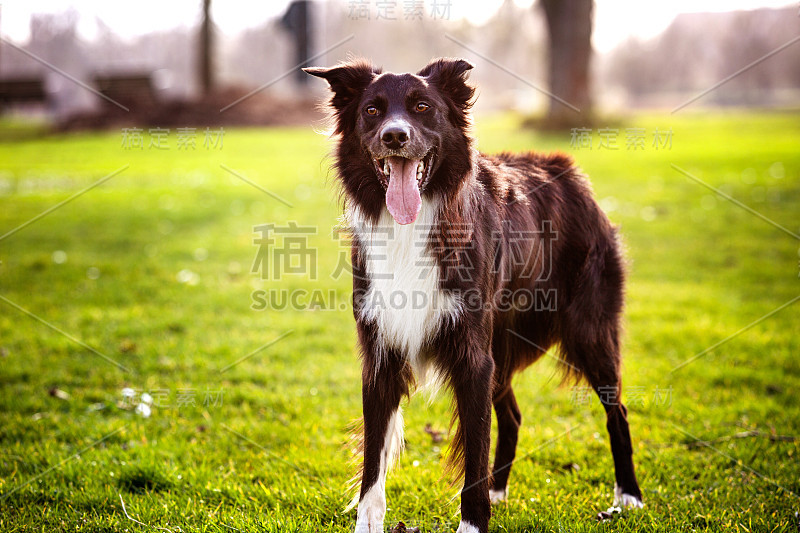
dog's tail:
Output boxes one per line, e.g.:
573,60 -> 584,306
443,402 -> 467,488
557,223 -> 626,387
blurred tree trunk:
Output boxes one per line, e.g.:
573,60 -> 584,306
280,1 -> 311,87
199,0 -> 213,95
540,0 -> 593,129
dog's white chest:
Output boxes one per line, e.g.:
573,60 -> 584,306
349,200 -> 461,373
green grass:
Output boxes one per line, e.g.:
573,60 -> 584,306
0,110 -> 799,532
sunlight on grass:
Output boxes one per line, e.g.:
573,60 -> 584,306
0,111 -> 798,532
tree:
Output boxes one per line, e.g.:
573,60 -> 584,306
199,0 -> 213,95
280,1 -> 311,87
540,0 -> 593,129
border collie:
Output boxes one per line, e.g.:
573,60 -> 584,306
305,58 -> 643,533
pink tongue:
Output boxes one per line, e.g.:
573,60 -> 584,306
385,156 -> 422,225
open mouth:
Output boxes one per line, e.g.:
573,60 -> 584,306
371,152 -> 434,225
372,151 -> 434,191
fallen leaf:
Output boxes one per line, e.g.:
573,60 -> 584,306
390,521 -> 420,533
119,339 -> 137,353
424,423 -> 444,443
561,462 -> 580,473
49,387 -> 70,401
597,505 -> 622,522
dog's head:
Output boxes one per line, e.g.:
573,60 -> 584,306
304,58 -> 475,224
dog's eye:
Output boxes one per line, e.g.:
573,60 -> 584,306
415,102 -> 430,113
365,106 -> 379,116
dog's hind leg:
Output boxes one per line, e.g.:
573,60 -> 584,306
489,384 -> 521,503
598,394 -> 644,508
560,239 -> 643,508
353,347 -> 409,533
568,335 -> 644,509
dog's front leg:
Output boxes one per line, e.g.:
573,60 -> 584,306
354,338 -> 408,533
451,352 -> 494,533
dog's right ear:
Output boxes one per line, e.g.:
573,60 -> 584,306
303,61 -> 380,111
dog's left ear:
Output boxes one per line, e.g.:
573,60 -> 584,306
417,58 -> 475,110
303,60 -> 379,111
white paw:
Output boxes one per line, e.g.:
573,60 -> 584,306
355,513 -> 383,533
489,488 -> 507,504
354,484 -> 386,533
613,483 -> 644,509
456,521 -> 480,533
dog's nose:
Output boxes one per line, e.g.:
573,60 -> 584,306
381,124 -> 410,149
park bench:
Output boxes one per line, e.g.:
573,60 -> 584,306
0,77 -> 46,105
93,73 -> 156,109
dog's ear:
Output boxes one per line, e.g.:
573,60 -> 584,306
303,61 -> 380,111
417,58 -> 475,110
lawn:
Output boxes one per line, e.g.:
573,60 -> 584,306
0,110 -> 798,532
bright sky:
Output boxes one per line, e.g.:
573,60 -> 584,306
0,0 -> 794,53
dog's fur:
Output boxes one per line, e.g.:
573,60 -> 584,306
305,58 -> 643,533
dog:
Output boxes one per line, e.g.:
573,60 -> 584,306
305,58 -> 643,533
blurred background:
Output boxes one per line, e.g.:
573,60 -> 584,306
1,0 -> 798,130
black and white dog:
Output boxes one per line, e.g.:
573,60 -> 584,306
305,58 -> 643,533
